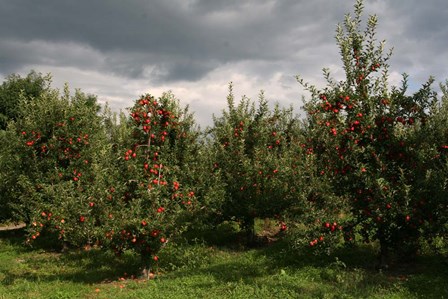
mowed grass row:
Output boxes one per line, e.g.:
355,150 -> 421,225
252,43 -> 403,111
1,227 -> 447,299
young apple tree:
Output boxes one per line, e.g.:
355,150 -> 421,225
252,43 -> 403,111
297,0 -> 442,266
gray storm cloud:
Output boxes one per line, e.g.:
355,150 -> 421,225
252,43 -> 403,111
0,0 -> 446,126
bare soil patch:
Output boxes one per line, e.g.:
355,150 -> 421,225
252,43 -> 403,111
0,222 -> 26,231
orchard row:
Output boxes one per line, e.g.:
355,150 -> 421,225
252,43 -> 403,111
0,0 -> 446,272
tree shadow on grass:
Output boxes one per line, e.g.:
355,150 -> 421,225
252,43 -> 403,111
393,255 -> 448,297
258,240 -> 379,270
2,227 -> 447,298
1,245 -> 142,286
0,228 -> 29,251
251,240 -> 448,298
56,249 -> 142,282
0,226 -> 144,285
159,235 -> 447,298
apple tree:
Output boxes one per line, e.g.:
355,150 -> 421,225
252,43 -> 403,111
415,80 -> 448,255
0,128 -> 22,221
297,0 -> 442,265
0,71 -> 52,221
95,92 -> 201,277
5,84 -> 104,228
207,85 -> 312,242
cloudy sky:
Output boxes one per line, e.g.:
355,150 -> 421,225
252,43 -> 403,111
1,0 -> 447,126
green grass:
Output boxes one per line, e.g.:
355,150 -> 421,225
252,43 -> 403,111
1,228 -> 447,299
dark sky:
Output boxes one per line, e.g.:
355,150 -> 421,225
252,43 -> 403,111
1,0 -> 447,126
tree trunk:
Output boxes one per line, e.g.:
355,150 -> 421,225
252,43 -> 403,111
377,232 -> 390,270
139,253 -> 153,280
242,216 -> 256,245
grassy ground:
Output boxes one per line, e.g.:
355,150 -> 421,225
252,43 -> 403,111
1,226 -> 447,299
